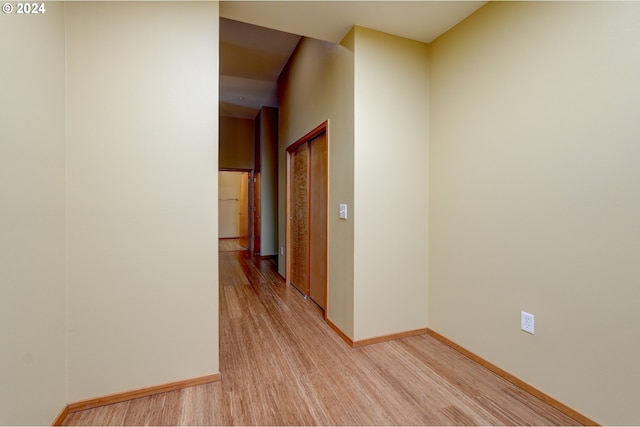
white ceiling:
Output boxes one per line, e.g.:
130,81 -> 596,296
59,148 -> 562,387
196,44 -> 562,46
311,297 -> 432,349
219,1 -> 487,119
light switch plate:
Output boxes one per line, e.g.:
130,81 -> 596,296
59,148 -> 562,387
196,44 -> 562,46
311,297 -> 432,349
339,204 -> 348,219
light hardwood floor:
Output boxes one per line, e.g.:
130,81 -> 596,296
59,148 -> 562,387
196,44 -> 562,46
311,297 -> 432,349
62,250 -> 581,426
218,238 -> 247,253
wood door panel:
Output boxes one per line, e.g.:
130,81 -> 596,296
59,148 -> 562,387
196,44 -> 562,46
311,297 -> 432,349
238,172 -> 249,249
290,144 -> 308,295
254,172 -> 261,255
309,133 -> 328,310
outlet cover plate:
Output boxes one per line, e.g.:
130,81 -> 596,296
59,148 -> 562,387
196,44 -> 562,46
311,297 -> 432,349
521,311 -> 535,334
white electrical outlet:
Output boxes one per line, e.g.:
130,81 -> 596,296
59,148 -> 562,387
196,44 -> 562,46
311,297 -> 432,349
521,311 -> 535,334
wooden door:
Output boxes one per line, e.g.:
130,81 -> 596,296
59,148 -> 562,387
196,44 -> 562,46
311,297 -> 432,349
309,133 -> 328,310
253,172 -> 261,255
290,143 -> 309,296
238,172 -> 249,249
287,122 -> 329,311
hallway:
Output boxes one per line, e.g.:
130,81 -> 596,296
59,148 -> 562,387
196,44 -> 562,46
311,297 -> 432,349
62,250 -> 579,425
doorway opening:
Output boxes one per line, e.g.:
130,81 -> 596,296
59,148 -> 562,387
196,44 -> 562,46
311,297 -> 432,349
218,170 -> 253,253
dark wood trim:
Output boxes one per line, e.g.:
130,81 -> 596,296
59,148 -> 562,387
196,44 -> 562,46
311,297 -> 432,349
51,405 -> 70,426
66,373 -> 221,414
326,318 -> 354,347
353,328 -> 429,348
426,329 -> 599,426
286,120 -> 329,154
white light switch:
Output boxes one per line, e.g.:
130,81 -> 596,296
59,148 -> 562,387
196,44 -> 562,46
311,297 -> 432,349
339,204 -> 348,219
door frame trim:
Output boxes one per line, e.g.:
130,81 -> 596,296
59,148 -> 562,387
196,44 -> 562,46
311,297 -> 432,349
285,120 -> 329,315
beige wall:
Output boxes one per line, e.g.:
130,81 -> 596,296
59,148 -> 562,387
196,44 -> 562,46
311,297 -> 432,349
352,27 -> 429,340
278,35 -> 356,337
65,2 -> 219,402
0,4 -> 67,424
429,2 -> 640,425
258,107 -> 279,256
279,28 -> 429,341
219,116 -> 255,170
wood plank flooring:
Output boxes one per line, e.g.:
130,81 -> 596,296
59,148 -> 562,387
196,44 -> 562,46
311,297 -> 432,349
219,238 -> 247,252
62,249 -> 581,426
